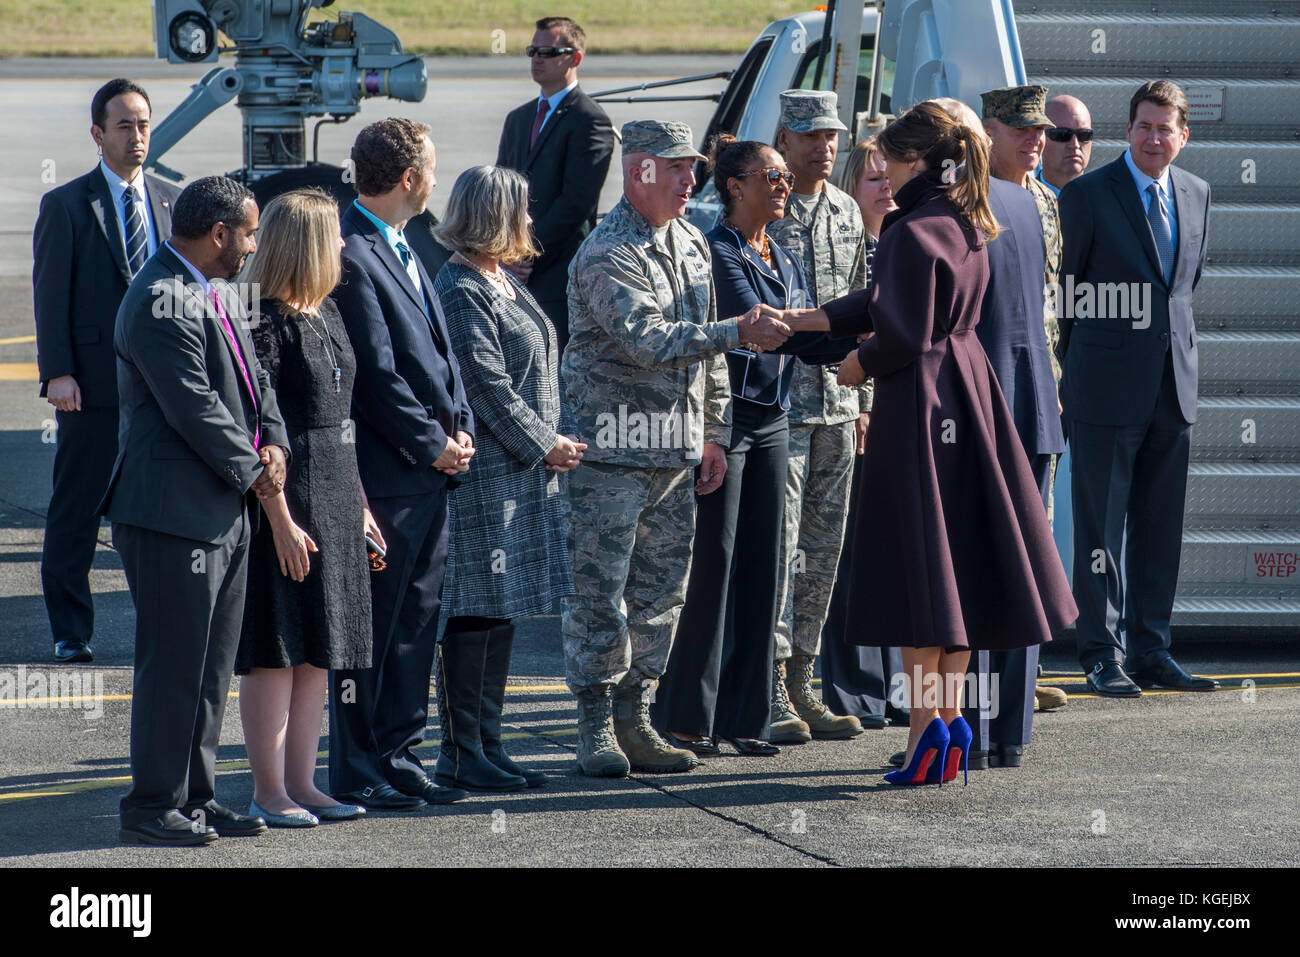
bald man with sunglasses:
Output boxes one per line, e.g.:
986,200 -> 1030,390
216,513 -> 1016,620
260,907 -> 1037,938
1039,95 -> 1094,197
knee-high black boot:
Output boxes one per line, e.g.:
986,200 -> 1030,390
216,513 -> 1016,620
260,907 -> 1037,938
481,622 -> 547,788
434,625 -> 527,792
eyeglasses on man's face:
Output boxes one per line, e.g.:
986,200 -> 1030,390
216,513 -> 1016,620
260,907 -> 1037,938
1046,127 -> 1094,143
527,45 -> 575,58
736,167 -> 795,187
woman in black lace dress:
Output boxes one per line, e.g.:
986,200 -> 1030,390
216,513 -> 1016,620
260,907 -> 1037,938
236,188 -> 382,826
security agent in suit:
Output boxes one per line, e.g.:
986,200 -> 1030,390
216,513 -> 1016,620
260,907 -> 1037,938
1058,81 -> 1217,697
329,118 -> 475,810
964,175 -> 1066,765
496,16 -> 614,348
33,79 -> 180,664
103,176 -> 289,846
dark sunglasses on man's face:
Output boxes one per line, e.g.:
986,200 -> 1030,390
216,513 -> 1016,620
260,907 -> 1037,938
1046,127 -> 1094,143
737,167 -> 795,187
527,45 -> 575,58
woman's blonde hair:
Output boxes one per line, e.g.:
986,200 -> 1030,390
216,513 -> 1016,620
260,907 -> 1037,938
244,187 -> 341,312
433,165 -> 540,264
837,135 -> 887,196
877,100 -> 1000,240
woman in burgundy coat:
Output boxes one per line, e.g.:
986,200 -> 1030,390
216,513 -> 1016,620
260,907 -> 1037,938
787,102 -> 1077,785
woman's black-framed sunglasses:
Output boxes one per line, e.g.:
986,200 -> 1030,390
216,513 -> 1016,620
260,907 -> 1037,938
1046,127 -> 1094,143
736,167 -> 795,187
526,45 -> 576,58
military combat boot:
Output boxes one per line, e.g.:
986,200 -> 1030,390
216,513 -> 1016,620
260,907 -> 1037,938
786,653 -> 863,739
770,660 -> 812,744
574,685 -> 630,778
1035,685 -> 1068,711
612,684 -> 698,773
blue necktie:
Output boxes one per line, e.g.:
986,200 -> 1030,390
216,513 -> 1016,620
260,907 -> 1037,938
1146,183 -> 1174,286
123,188 -> 147,277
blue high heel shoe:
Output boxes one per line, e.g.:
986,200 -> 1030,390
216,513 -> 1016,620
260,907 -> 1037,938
883,717 -> 949,786
943,716 -> 973,785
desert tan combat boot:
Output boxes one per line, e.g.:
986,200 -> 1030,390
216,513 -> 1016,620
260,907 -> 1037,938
612,684 -> 697,773
574,685 -> 630,778
786,653 -> 864,739
770,660 -> 813,744
1035,685 -> 1068,711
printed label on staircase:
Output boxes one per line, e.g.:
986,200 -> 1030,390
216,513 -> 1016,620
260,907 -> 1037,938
1185,87 -> 1224,123
1243,547 -> 1300,583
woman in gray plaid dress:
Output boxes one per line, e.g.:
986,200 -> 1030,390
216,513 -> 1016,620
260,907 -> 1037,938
431,165 -> 585,791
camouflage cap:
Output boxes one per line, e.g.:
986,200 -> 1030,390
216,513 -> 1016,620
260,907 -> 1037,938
778,89 -> 848,133
620,119 -> 706,159
980,85 -> 1052,128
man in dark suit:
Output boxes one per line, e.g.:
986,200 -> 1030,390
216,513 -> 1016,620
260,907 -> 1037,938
496,15 -> 614,348
330,118 -> 474,811
103,175 -> 288,845
1058,81 -> 1217,697
33,79 -> 179,664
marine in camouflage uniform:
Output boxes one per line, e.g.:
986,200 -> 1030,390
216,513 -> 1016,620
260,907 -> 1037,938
766,90 -> 869,740
561,120 -> 765,775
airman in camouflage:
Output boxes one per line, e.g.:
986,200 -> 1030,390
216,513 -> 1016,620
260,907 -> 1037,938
561,119 -> 790,775
766,90 -> 868,740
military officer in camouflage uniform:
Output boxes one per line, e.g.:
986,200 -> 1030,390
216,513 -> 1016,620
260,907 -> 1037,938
982,84 -> 1071,728
562,119 -> 791,776
766,90 -> 869,742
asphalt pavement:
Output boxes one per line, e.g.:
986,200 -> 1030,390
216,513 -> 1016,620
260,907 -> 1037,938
1,58 -> 1298,870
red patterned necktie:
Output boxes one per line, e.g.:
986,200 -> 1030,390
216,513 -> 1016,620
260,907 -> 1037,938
529,98 -> 550,149
210,288 -> 260,449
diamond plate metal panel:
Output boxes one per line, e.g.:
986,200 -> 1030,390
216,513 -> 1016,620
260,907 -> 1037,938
1185,462 -> 1300,519
1197,332 -> 1300,386
1194,271 -> 1300,324
1022,76 -> 1300,142
1019,14 -> 1300,76
1192,398 -> 1300,459
1088,142 -> 1300,203
1021,1 -> 1300,15
1203,204 -> 1300,267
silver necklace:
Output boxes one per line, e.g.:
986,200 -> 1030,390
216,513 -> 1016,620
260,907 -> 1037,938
454,253 -> 514,297
299,308 -> 341,393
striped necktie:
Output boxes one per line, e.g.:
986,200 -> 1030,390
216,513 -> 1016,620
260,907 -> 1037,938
123,187 -> 148,277
1146,183 -> 1174,286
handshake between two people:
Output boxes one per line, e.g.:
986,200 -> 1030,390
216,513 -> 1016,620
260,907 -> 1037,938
733,303 -> 867,387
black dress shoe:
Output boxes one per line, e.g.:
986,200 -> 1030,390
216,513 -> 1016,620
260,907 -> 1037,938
988,743 -> 1022,768
54,640 -> 93,663
401,777 -> 468,806
664,731 -> 721,756
859,714 -> 888,730
725,738 -> 780,756
120,809 -> 218,846
1085,661 -> 1142,698
1129,655 -> 1220,692
182,801 -> 267,836
335,783 -> 427,811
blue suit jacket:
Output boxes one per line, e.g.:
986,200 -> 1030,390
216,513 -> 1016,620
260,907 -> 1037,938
1057,154 -> 1210,426
707,224 -> 855,410
977,177 -> 1065,456
335,204 -> 474,498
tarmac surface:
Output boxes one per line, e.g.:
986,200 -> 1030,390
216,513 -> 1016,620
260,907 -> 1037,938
0,58 -> 1297,869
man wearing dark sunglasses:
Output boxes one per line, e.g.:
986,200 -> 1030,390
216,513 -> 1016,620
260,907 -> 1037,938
497,16 -> 614,350
1039,94 -> 1094,197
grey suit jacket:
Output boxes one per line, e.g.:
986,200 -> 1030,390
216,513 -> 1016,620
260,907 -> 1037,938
99,244 -> 289,543
1058,154 -> 1210,426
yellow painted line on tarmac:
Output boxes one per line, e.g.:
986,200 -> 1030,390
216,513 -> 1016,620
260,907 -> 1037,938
0,362 -> 39,380
0,334 -> 36,346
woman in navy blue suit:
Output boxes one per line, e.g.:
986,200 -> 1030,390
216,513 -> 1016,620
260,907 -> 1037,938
652,135 -> 852,755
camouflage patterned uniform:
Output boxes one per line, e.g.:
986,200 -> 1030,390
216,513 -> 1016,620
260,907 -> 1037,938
1026,173 -> 1063,387
767,180 -> 870,662
561,186 -> 740,696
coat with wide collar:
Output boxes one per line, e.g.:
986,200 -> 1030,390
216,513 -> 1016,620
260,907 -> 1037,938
820,167 -> 1077,651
